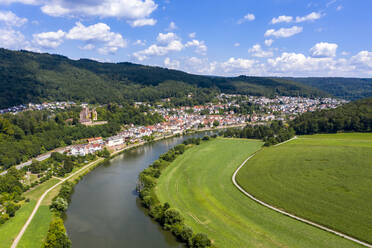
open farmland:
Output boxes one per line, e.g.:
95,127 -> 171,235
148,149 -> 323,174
156,138 -> 362,248
236,133 -> 372,245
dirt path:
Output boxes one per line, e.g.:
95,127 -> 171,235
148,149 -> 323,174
232,138 -> 372,248
11,158 -> 104,248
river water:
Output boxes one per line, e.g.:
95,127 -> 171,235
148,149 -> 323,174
65,132 -> 212,248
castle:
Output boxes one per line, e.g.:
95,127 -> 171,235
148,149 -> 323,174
79,106 -> 98,125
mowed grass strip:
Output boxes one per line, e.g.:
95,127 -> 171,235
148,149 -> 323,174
236,133 -> 372,245
0,178 -> 59,248
156,138 -> 361,248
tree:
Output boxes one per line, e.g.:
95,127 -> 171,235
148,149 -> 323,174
162,208 -> 184,226
50,197 -> 68,213
191,233 -> 211,248
213,120 -> 220,127
43,217 -> 71,248
6,202 -> 17,217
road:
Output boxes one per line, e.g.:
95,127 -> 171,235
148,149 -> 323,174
232,138 -> 372,248
10,157 -> 104,248
0,146 -> 70,176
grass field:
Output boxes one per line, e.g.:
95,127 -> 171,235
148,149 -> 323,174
0,179 -> 59,248
156,138 -> 361,248
236,133 -> 372,245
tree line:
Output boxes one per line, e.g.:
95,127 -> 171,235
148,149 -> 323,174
290,97 -> 372,134
137,136 -> 214,248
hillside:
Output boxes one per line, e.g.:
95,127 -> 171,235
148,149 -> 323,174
287,77 -> 372,100
0,48 -> 325,109
291,96 -> 372,134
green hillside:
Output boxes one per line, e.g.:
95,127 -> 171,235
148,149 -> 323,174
287,77 -> 372,100
291,96 -> 372,134
0,48 -> 326,108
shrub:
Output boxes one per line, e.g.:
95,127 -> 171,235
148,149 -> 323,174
191,233 -> 211,248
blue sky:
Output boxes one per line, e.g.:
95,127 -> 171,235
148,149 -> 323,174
0,0 -> 371,77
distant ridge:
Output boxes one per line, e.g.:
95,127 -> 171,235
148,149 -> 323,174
0,48 -> 332,108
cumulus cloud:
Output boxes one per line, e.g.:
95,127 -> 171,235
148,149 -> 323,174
234,42 -> 240,47
128,18 -> 157,27
164,57 -> 180,69
271,15 -> 293,24
66,22 -> 127,54
185,39 -> 207,55
33,29 -> 65,48
295,12 -> 322,23
2,0 -> 158,26
351,51 -> 372,69
0,10 -> 27,27
264,39 -> 273,46
80,43 -> 95,50
248,44 -> 273,58
0,28 -> 26,49
310,42 -> 338,58
237,13 -> 255,24
264,26 -> 303,38
221,57 -> 256,72
133,32 -> 183,61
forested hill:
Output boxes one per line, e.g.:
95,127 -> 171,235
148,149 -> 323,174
0,48 -> 325,108
286,77 -> 372,100
291,97 -> 372,134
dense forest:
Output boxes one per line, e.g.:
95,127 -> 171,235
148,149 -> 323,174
287,77 -> 372,100
291,97 -> 372,134
0,104 -> 163,169
0,48 -> 326,109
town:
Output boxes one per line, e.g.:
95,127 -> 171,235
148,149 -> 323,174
0,94 -> 347,158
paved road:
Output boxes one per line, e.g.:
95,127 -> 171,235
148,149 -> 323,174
1,146 -> 70,176
10,158 -> 104,248
232,138 -> 372,248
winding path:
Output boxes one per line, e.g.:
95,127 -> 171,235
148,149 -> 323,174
232,137 -> 372,248
11,158 -> 104,248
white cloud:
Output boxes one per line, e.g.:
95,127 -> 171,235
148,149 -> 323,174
0,28 -> 26,49
248,44 -> 273,58
341,51 -> 349,56
189,32 -> 196,38
128,18 -> 157,27
271,15 -> 293,24
33,29 -> 65,48
80,44 -> 95,50
0,10 -> 27,27
265,26 -> 303,38
234,42 -> 240,47
221,57 -> 256,72
336,5 -> 343,11
310,42 -> 338,58
295,12 -> 322,23
133,32 -> 183,61
351,51 -> 372,69
66,22 -> 126,54
185,39 -> 207,55
270,12 -> 322,24
133,39 -> 146,46
1,0 -> 41,4
167,21 -> 177,30
157,32 -> 179,44
42,0 -> 157,19
264,39 -> 273,46
164,57 -> 180,69
238,13 -> 255,24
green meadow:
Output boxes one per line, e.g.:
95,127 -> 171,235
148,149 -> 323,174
156,138 -> 361,248
236,133 -> 372,245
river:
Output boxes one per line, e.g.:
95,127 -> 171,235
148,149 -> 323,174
65,132 -> 213,248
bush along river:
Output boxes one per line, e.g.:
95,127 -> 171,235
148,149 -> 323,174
64,132 -> 214,248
